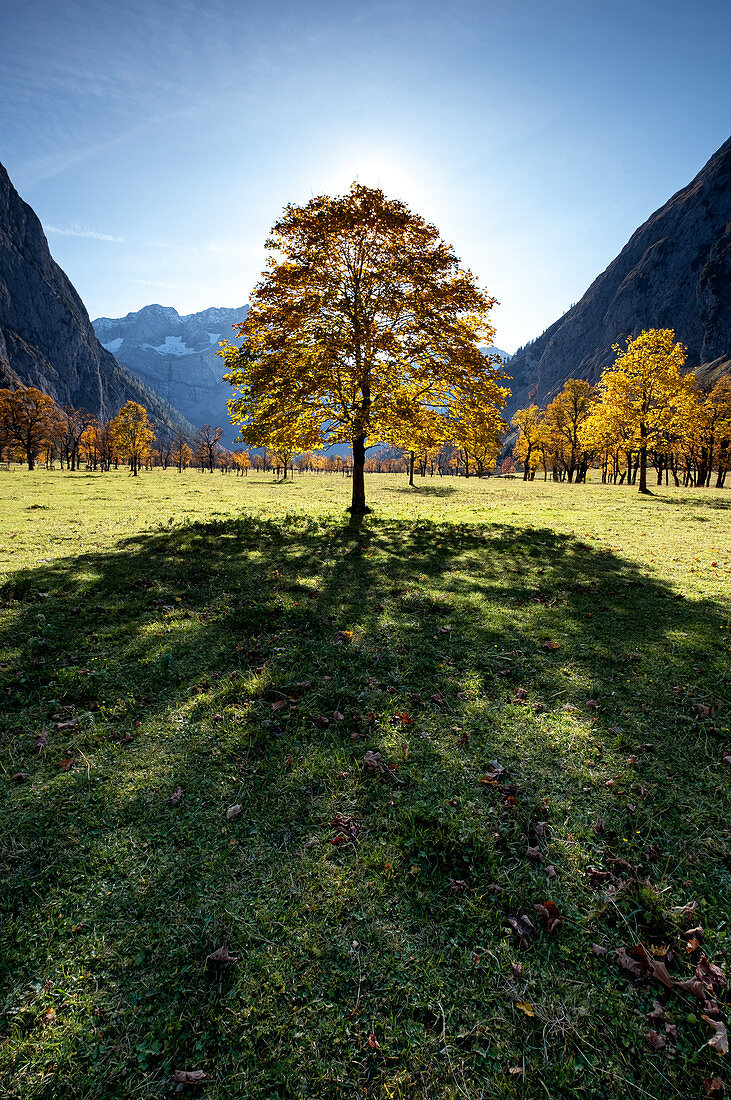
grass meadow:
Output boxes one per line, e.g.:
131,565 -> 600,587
0,467 -> 729,1099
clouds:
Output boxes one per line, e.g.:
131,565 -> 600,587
44,224 -> 126,242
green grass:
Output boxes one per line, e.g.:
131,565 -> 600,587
0,468 -> 729,1099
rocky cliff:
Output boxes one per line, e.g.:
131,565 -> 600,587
505,135 -> 731,414
0,161 -> 189,432
93,304 -> 247,441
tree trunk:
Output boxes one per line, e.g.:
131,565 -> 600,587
409,451 -> 415,486
349,435 -> 369,514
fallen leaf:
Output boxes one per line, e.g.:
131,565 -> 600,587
645,1029 -> 666,1051
511,962 -> 523,978
331,812 -> 359,844
366,1032 -> 382,1051
665,1022 -> 678,1041
697,955 -> 727,989
585,699 -> 598,710
616,947 -> 645,978
516,1001 -> 535,1016
545,865 -> 556,879
542,641 -> 560,650
166,786 -> 184,806
694,703 -> 714,719
173,1069 -> 206,1085
34,731 -> 48,750
314,715 -> 330,728
534,900 -> 562,933
704,1078 -> 725,1095
11,772 -> 29,781
363,750 -> 385,775
226,804 -> 242,821
703,1016 -> 729,1055
591,943 -> 608,959
676,900 -> 698,923
723,753 -> 731,767
206,945 -> 239,965
58,757 -> 74,771
593,817 -> 606,835
508,913 -> 537,945
647,1000 -> 665,1025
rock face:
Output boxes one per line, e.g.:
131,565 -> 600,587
506,136 -> 731,414
93,304 -> 247,441
0,161 -> 189,431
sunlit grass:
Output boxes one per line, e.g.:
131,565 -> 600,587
0,468 -> 729,1098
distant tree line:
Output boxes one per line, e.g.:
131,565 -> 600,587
511,330 -> 731,492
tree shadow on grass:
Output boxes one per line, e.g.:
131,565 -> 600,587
0,514 -> 729,1098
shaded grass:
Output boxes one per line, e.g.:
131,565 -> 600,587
0,472 -> 729,1098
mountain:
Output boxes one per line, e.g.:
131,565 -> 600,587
0,161 -> 189,432
505,136 -> 731,414
93,304 -> 247,441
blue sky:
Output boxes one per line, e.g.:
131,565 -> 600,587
1,0 -> 729,352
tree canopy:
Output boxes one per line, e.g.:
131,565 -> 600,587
221,183 -> 508,513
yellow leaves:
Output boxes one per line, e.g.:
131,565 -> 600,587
516,1001 -> 535,1017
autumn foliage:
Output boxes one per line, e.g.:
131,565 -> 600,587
221,183 -> 508,513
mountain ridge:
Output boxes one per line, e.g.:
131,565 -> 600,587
504,135 -> 731,413
93,303 -> 247,441
0,161 -> 189,433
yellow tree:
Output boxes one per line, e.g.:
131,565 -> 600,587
0,387 -> 60,469
597,329 -> 689,494
110,401 -> 154,476
221,183 -> 506,514
511,404 -> 543,480
543,379 -> 596,483
451,394 -> 505,477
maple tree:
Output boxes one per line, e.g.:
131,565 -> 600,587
511,404 -> 543,480
221,183 -> 507,513
0,387 -> 60,469
110,401 -> 155,476
595,329 -> 689,493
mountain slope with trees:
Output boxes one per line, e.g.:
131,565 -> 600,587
0,161 -> 188,432
505,135 -> 731,414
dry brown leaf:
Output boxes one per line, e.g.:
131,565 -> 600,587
226,804 -> 242,821
616,947 -> 645,978
363,750 -> 384,775
526,846 -> 542,862
542,641 -> 560,650
11,772 -> 29,781
697,955 -> 727,989
665,1022 -> 678,1041
591,943 -> 608,959
645,1029 -> 666,1050
173,1069 -> 207,1085
647,1000 -> 665,1025
508,913 -> 536,945
166,786 -> 184,806
646,957 -> 674,990
511,962 -> 523,978
206,945 -> 239,965
704,1016 -> 729,1055
366,1032 -> 382,1051
694,703 -> 714,719
704,1078 -> 725,1094
534,900 -> 562,933
58,757 -> 74,772
545,864 -> 556,879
